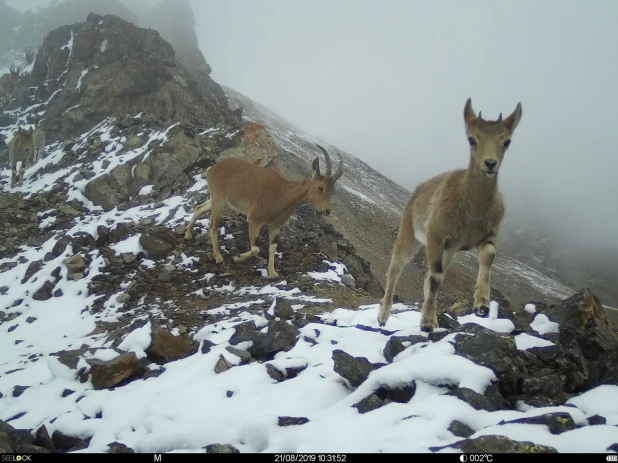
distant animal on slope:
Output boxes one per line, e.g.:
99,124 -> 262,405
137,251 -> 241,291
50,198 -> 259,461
9,126 -> 35,188
32,126 -> 46,163
184,145 -> 344,278
378,98 -> 523,332
0,66 -> 20,100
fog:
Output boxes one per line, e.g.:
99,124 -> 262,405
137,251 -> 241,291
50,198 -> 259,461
7,0 -> 618,250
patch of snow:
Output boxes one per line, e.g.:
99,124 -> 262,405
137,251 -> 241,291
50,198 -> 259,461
530,314 -> 560,335
514,333 -> 555,350
138,185 -> 154,196
524,303 -> 537,314
110,234 -> 144,255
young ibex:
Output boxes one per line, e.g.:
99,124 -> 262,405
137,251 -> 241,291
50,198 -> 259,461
9,126 -> 35,188
0,66 -> 20,99
32,126 -> 46,163
378,98 -> 523,332
184,145 -> 344,278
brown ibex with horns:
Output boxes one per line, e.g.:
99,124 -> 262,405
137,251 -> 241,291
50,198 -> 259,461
184,145 -> 344,278
378,98 -> 523,332
0,66 -> 20,100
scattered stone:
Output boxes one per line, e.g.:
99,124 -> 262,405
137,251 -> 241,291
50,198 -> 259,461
274,299 -> 294,319
123,254 -> 137,264
277,416 -> 309,426
587,414 -> 606,425
116,293 -> 130,304
69,273 -> 84,281
353,393 -> 385,414
201,340 -> 215,354
52,235 -> 72,257
21,260 -> 44,284
448,420 -> 475,438
499,412 -> 576,435
230,320 -> 299,358
51,431 -> 84,452
34,425 -> 56,452
163,264 -> 175,272
12,385 -> 29,397
383,335 -> 426,363
332,349 -> 383,388
58,205 -> 81,216
379,383 -> 417,403
32,280 -> 55,301
230,321 -> 258,342
266,364 -> 285,382
521,374 -> 565,403
88,352 -> 141,389
225,346 -> 252,363
158,271 -> 172,282
139,233 -> 174,259
205,444 -> 240,453
214,355 -> 233,374
106,442 -> 135,453
341,274 -> 356,289
146,328 -> 198,363
445,387 -> 501,412
430,435 -> 558,453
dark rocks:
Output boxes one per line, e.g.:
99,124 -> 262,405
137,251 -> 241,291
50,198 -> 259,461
34,425 -> 56,452
205,444 -> 240,453
332,349 -> 383,388
383,335 -> 426,363
230,321 -> 258,342
12,385 -> 29,397
520,374 -> 566,403
230,320 -> 299,358
158,271 -> 172,282
146,328 -> 198,363
106,442 -> 135,453
277,416 -> 309,426
214,355 -> 233,374
448,420 -> 475,438
431,435 -> 558,453
445,387 -> 503,412
88,352 -> 141,389
266,364 -> 285,382
499,412 -> 576,435
32,280 -> 55,301
63,254 -> 86,273
52,235 -> 72,257
201,340 -> 215,354
22,259 -> 44,283
274,299 -> 294,319
51,431 -> 85,452
587,414 -> 607,425
353,393 -> 384,414
225,346 -> 252,364
455,326 -> 527,399
139,233 -> 174,260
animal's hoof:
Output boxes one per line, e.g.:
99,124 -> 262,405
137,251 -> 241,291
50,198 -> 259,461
268,272 -> 279,279
183,232 -> 192,240
215,256 -> 224,264
474,305 -> 490,318
420,323 -> 435,333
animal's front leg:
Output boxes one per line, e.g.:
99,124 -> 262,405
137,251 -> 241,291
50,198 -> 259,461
420,242 -> 456,332
267,227 -> 281,279
473,236 -> 497,317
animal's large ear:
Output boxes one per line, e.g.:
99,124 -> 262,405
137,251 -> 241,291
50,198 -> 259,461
464,98 -> 477,127
312,157 -> 320,180
503,102 -> 522,133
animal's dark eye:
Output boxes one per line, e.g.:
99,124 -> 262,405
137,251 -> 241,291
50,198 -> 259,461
468,137 -> 477,146
504,139 -> 511,148
318,186 -> 325,193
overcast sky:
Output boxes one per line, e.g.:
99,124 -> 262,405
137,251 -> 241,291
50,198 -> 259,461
189,0 -> 618,244
6,0 -> 618,245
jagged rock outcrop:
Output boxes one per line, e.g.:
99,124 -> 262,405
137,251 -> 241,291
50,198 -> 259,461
12,13 -> 237,138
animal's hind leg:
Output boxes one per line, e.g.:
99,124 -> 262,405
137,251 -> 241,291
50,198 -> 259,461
378,218 -> 419,326
10,166 -> 17,188
233,219 -> 262,263
208,198 -> 225,264
184,199 -> 212,240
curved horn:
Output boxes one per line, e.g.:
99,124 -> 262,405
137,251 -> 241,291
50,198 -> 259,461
332,152 -> 344,181
315,144 -> 332,177
478,111 -> 483,121
497,113 -> 503,122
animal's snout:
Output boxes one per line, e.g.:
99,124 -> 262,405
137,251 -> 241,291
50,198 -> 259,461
484,159 -> 497,170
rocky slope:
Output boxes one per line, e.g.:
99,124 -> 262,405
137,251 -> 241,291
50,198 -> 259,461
0,8 -> 617,455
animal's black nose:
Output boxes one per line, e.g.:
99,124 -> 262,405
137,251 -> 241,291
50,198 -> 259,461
484,159 -> 497,170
